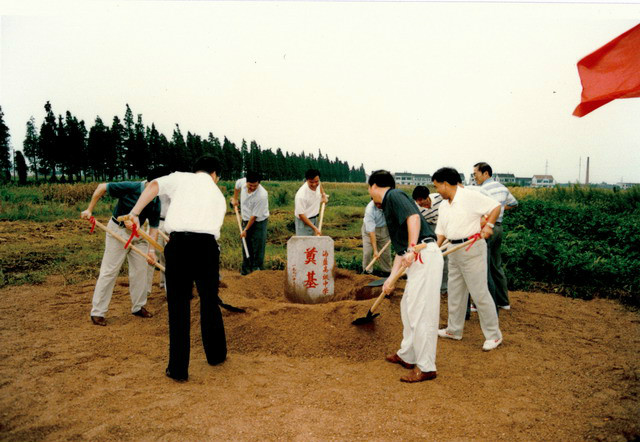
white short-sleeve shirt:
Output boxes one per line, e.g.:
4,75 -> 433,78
155,171 -> 227,238
235,178 -> 269,222
294,181 -> 322,219
435,186 -> 500,240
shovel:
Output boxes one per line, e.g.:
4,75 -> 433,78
234,206 -> 251,258
352,238 -> 474,325
116,215 -> 164,252
90,218 -> 165,272
363,239 -> 449,287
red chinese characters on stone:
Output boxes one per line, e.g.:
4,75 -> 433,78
304,247 -> 318,265
303,271 -> 318,289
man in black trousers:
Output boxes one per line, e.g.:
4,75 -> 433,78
130,156 -> 227,382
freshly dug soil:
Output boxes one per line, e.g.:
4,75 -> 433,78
0,269 -> 638,442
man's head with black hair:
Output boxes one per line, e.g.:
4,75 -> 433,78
412,185 -> 432,208
432,167 -> 461,200
246,171 -> 261,193
367,170 -> 396,206
473,162 -> 492,185
193,156 -> 222,183
305,168 -> 321,191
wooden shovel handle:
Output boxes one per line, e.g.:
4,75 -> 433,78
317,202 -> 326,234
234,206 -> 251,258
364,240 -> 391,272
93,219 -> 165,272
367,238 -> 474,315
116,215 -> 164,252
158,230 -> 170,243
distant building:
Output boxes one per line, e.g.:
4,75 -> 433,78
532,175 -> 556,188
493,173 -> 516,185
392,172 -> 432,186
516,177 -> 532,187
617,182 -> 640,190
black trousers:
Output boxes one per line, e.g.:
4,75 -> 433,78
164,232 -> 227,378
241,218 -> 268,275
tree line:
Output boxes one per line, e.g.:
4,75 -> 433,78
0,103 -> 367,184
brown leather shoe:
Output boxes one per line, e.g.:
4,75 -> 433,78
400,367 -> 437,383
385,353 -> 415,369
133,307 -> 153,318
91,316 -> 106,326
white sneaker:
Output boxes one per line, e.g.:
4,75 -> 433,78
470,304 -> 477,312
499,305 -> 511,311
482,337 -> 503,351
438,329 -> 462,340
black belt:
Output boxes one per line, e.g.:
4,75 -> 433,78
160,217 -> 166,221
400,237 -> 435,255
450,238 -> 469,244
111,217 -> 126,228
170,231 -> 217,240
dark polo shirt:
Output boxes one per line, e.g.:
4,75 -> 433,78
381,188 -> 436,255
107,181 -> 160,228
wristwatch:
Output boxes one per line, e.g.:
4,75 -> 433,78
486,222 -> 495,229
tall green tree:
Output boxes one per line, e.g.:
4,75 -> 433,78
39,101 -> 57,181
23,116 -> 40,182
87,116 -> 110,180
169,124 -> 188,171
122,104 -> 135,178
0,106 -> 11,181
64,111 -> 88,181
109,116 -> 125,180
15,150 -> 28,184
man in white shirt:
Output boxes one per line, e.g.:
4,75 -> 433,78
130,156 -> 228,382
413,185 -> 447,295
432,167 -> 504,351
231,171 -> 270,275
361,200 -> 392,275
473,162 -> 518,310
294,168 -> 328,236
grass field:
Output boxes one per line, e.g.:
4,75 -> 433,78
1,181 -> 639,304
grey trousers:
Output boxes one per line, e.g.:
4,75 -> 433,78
91,219 -> 150,317
361,225 -> 392,273
445,239 -> 502,341
241,218 -> 268,275
486,224 -> 510,307
294,215 -> 318,236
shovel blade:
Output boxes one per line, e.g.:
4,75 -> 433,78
351,311 -> 380,325
366,278 -> 387,287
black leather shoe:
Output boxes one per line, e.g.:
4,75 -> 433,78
91,316 -> 107,326
165,368 -> 188,382
133,307 -> 153,318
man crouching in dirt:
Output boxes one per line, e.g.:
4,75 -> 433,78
129,156 -> 227,382
81,167 -> 168,326
368,170 -> 443,382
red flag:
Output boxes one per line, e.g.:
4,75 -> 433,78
573,24 -> 640,117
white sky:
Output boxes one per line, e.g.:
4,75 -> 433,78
1,0 -> 639,184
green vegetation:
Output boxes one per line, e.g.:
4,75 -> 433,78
1,183 -> 639,305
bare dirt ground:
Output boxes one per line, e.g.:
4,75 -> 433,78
0,269 -> 639,442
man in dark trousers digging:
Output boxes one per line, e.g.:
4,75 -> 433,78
129,156 -> 227,382
368,170 -> 443,383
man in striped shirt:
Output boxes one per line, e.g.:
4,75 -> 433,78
472,162 -> 518,310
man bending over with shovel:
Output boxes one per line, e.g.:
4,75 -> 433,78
368,170 -> 443,383
81,167 -> 168,326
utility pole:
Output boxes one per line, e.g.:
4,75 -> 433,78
585,156 -> 590,185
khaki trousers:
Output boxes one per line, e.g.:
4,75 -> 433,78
445,239 -> 502,341
91,219 -> 150,317
361,225 -> 392,273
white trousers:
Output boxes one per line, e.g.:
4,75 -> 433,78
91,219 -> 150,317
396,242 -> 443,373
445,239 -> 502,341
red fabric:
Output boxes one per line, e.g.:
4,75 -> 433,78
89,216 -> 96,234
124,224 -> 139,249
573,24 -> 640,117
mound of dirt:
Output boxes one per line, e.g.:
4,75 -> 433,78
0,269 -> 638,442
